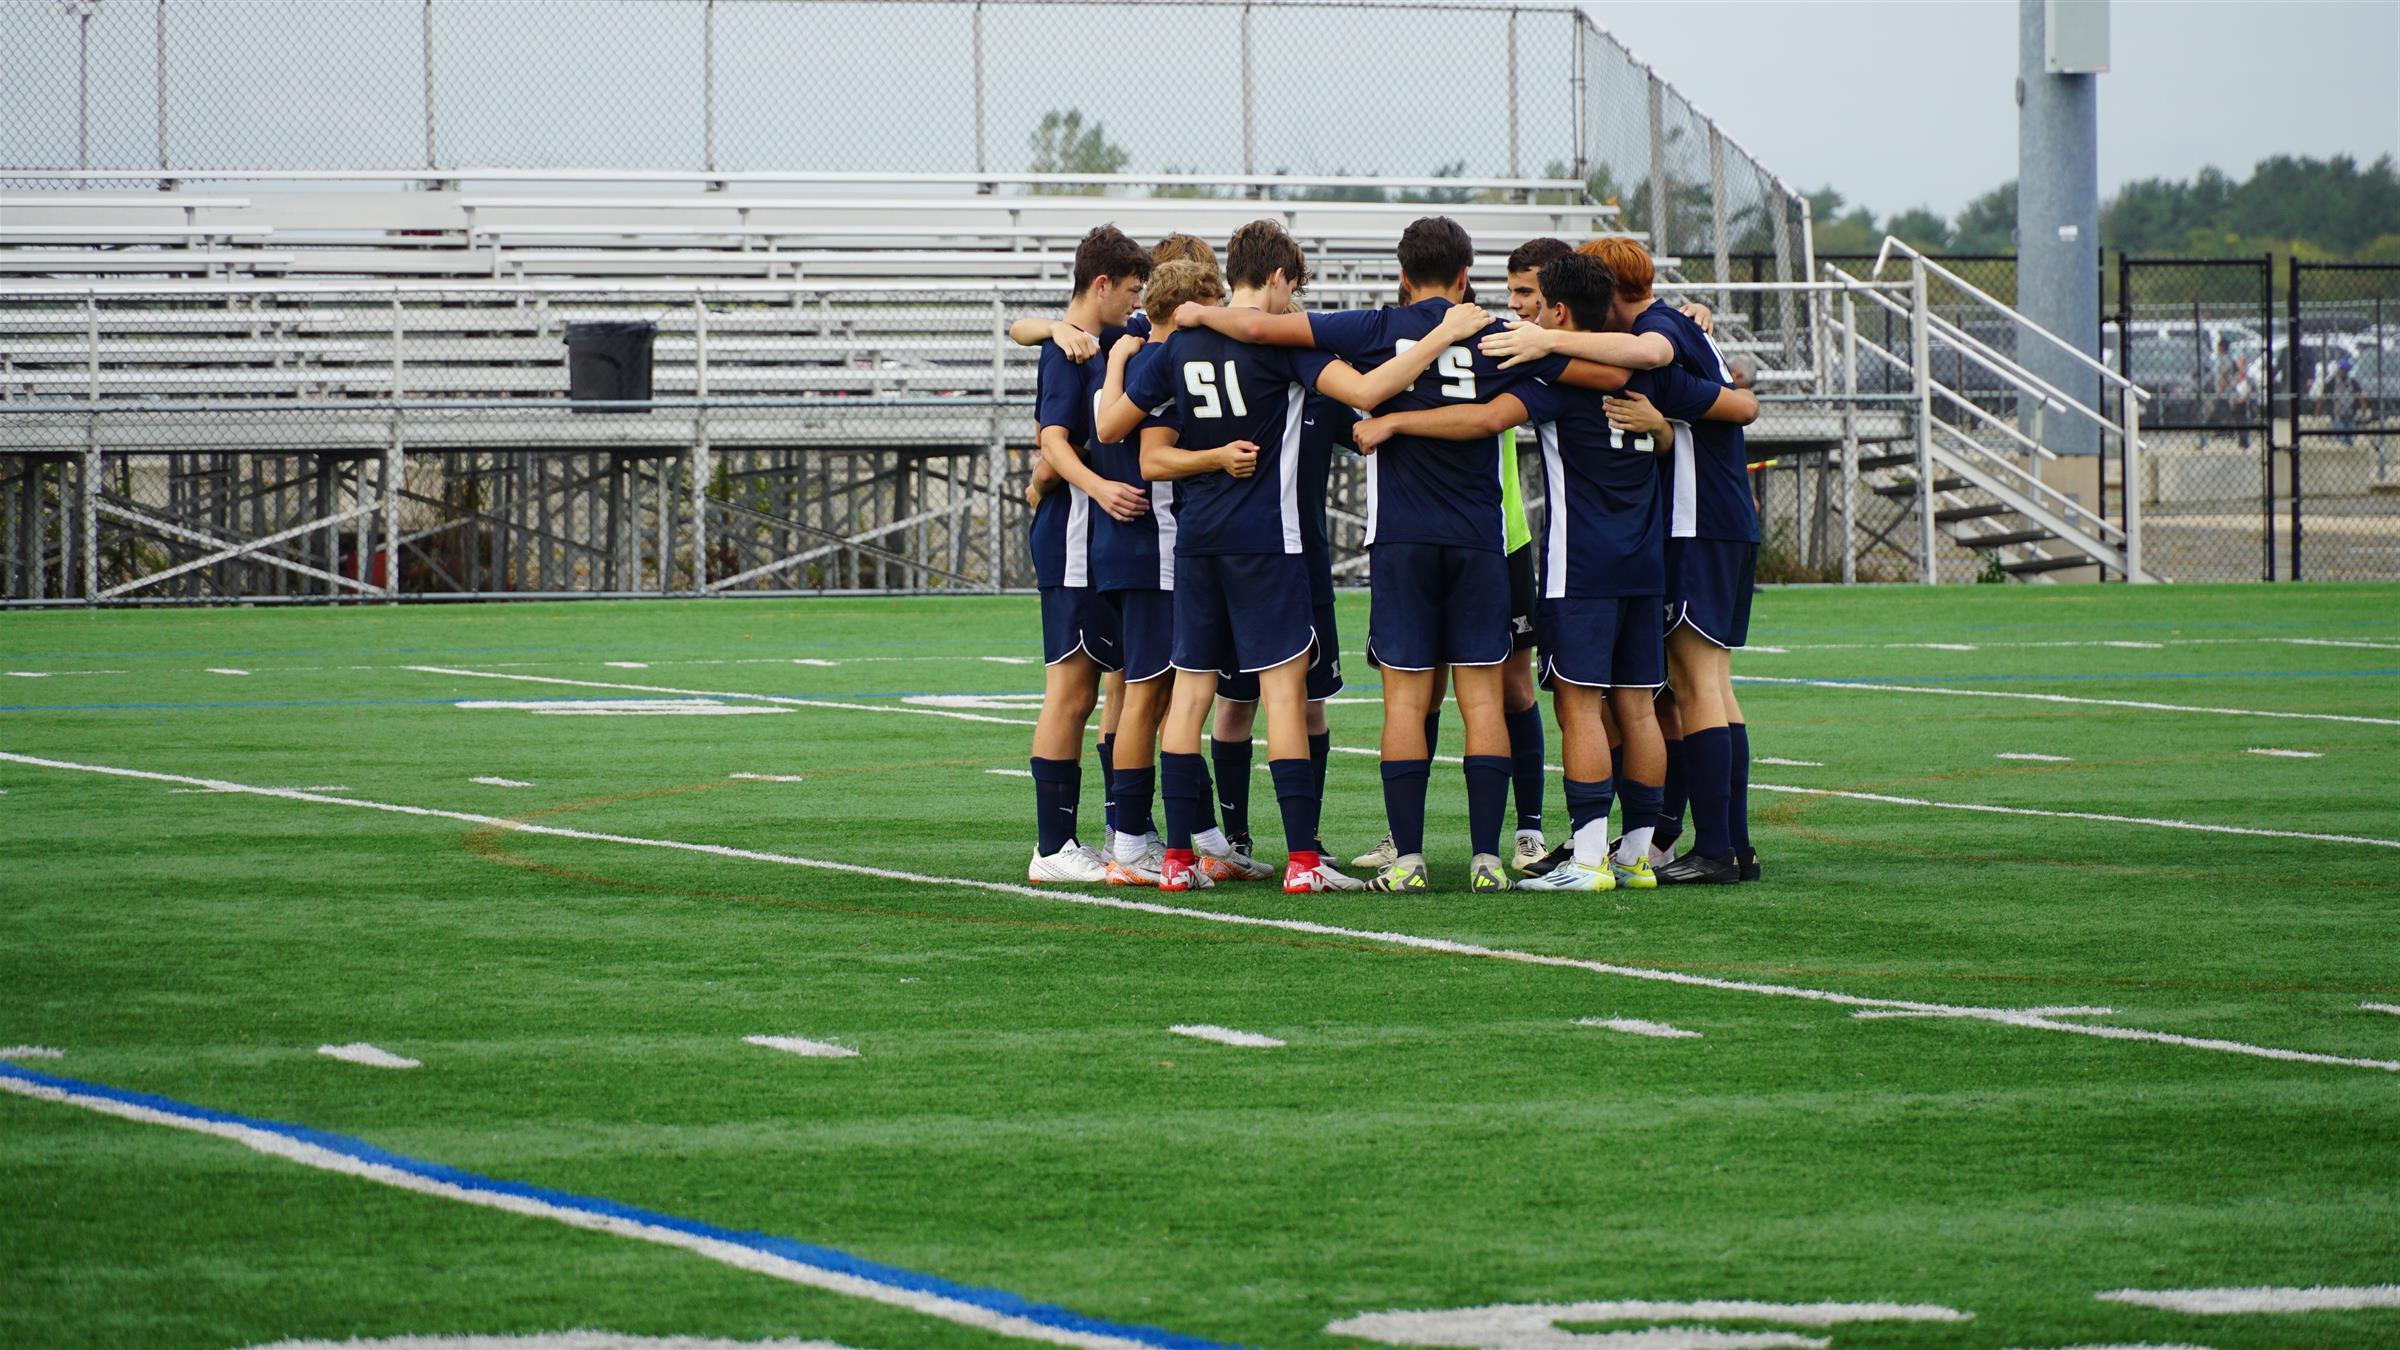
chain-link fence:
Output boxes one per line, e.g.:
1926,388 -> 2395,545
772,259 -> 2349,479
2286,261 -> 2400,581
4,0 -> 1785,222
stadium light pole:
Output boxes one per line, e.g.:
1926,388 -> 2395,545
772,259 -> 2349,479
2016,0 -> 2107,467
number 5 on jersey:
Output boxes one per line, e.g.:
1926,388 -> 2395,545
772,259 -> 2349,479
1393,337 -> 1476,400
1183,360 -> 1250,419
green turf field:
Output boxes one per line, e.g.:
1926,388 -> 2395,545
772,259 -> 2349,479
2,583 -> 2396,1350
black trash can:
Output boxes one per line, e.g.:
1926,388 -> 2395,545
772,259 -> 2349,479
563,321 -> 655,412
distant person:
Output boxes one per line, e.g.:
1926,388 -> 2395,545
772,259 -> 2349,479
2213,338 -> 2254,450
2314,356 -> 2362,448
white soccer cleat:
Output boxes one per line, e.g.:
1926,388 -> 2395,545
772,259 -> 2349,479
1029,841 -> 1109,884
1510,829 -> 1550,874
1106,836 -> 1166,887
1284,857 -> 1367,893
1352,832 -> 1400,870
1199,841 -> 1276,882
1517,859 -> 1618,892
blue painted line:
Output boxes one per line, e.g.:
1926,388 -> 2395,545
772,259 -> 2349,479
0,1060 -> 1238,1350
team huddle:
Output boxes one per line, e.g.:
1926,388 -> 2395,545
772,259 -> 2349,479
1015,217 -> 1765,895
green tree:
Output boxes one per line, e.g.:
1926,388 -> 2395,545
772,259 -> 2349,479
1027,109 -> 1129,193
1949,181 -> 2017,253
1884,206 -> 1953,252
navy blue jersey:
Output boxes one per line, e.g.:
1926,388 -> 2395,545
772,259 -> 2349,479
1295,386 -> 1353,606
1090,343 -> 1177,590
1634,301 -> 1757,543
1029,333 -> 1108,587
1124,328 -> 1316,558
1308,297 -> 1565,552
1517,361 -> 1721,598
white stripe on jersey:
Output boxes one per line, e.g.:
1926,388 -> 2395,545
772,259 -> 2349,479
1154,481 -> 1178,590
1363,455 -> 1380,547
1278,384 -> 1306,555
1668,422 -> 1698,540
1538,421 -> 1568,600
1064,486 -> 1091,586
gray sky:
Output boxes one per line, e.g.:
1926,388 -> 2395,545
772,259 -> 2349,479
1592,0 -> 2400,218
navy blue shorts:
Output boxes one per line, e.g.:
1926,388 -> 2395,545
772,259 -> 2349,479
1040,584 -> 1122,668
1218,601 -> 1344,702
1173,552 -> 1317,677
1537,595 -> 1666,689
1098,587 -> 1175,683
1366,542 -> 1512,671
1666,537 -> 1757,649
1508,543 -> 1538,653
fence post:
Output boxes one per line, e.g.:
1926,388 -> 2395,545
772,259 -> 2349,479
77,4 -> 92,174
703,0 -> 716,174
1707,125 -> 1728,312
1569,19 -> 1586,181
156,0 -> 169,174
1506,9 -> 1520,180
989,294 -> 1007,593
972,2 -> 986,175
1912,260 -> 1937,584
2287,254 -> 2302,579
1239,3 -> 1255,179
1645,73 -> 1667,246
1841,285 -> 1858,585
82,440 -> 100,604
2122,376 -> 2143,582
422,0 -> 437,170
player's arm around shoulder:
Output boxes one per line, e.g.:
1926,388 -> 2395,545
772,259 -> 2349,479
1311,303 -> 1494,412
1139,426 -> 1258,481
1172,302 -> 1314,347
1483,320 -> 1674,371
1353,394 -> 1532,453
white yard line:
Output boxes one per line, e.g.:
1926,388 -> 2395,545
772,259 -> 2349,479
318,1043 -> 420,1070
1854,1006 -> 2112,1021
0,1046 -> 64,1060
1750,782 -> 2400,851
744,1035 -> 859,1060
986,768 -> 1034,778
1756,757 -> 1823,768
2361,1002 -> 2400,1016
2276,637 -> 2400,651
791,659 -> 841,667
1575,1017 -> 1701,1040
1732,675 -> 2400,727
2246,748 -> 2323,759
412,667 -> 1041,728
0,1068 -> 1185,1350
603,662 -> 651,669
2097,1285 -> 2400,1315
1996,753 -> 2074,763
471,776 -> 533,788
4,748 -> 2393,1076
205,668 -> 250,676
728,773 -> 807,783
1168,1025 -> 1286,1049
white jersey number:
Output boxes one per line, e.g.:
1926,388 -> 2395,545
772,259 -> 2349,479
1394,338 -> 1477,400
1608,427 -> 1657,454
1182,360 -> 1250,419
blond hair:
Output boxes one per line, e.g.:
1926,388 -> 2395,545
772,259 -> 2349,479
1143,259 -> 1226,329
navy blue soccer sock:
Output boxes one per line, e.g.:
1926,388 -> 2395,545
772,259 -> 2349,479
1564,777 -> 1615,865
1210,737 -> 1253,841
1423,709 -> 1442,757
1728,722 -> 1753,855
1308,730 -> 1332,798
1506,703 -> 1546,833
1618,779 -> 1666,843
1657,735 -> 1687,848
1097,735 -> 1117,838
1116,763 -> 1156,840
1610,745 -> 1627,830
1683,726 -> 1734,859
1463,754 -> 1511,858
1029,756 -> 1080,856
1160,752 -> 1214,851
1380,758 -> 1431,858
1269,758 -> 1320,856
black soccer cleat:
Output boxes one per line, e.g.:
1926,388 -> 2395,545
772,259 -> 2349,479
1655,850 -> 1741,886
1737,849 -> 1761,883
1521,839 -> 1573,878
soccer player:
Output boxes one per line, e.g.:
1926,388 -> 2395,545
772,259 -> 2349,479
1009,233 -> 1217,355
1025,225 -> 1150,883
1485,237 -> 1759,885
1173,217 -> 1619,893
1357,252 -> 1756,889
1037,260 -> 1230,885
1109,220 -> 1491,893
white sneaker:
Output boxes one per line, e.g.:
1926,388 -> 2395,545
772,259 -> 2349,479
1029,840 -> 1109,883
1352,832 -> 1400,870
1284,857 -> 1367,893
1509,829 -> 1549,874
1106,836 -> 1166,886
1517,859 -> 1617,892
